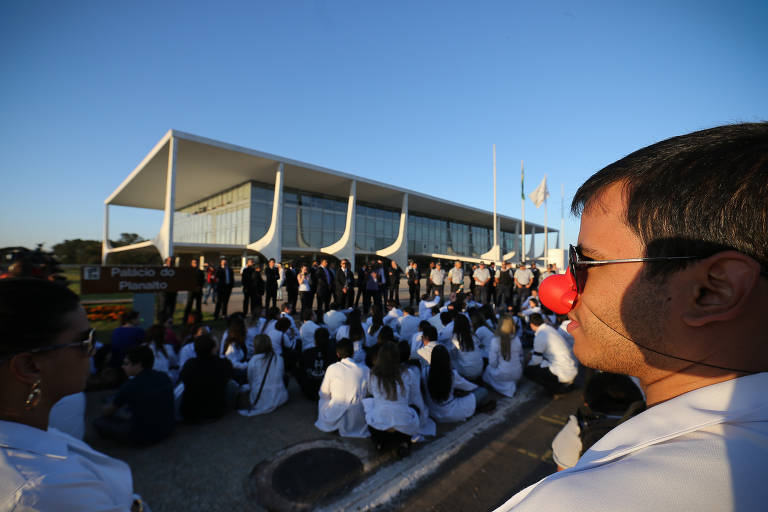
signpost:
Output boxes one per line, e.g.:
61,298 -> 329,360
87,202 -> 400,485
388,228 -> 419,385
81,266 -> 197,328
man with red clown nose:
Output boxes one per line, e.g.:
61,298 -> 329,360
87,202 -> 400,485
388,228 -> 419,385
495,123 -> 768,511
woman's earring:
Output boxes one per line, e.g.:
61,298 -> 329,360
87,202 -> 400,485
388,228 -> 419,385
24,379 -> 42,411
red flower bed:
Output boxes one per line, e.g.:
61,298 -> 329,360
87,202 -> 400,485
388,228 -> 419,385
86,304 -> 129,322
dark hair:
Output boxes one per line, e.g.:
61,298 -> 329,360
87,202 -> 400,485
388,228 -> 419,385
126,345 -> 154,369
377,325 -> 395,344
397,340 -> 411,363
368,309 -> 383,334
0,278 -> 81,359
314,327 -> 330,352
572,122 -> 768,277
301,308 -> 314,322
253,334 -> 273,355
275,317 -> 291,332
193,334 -> 216,358
336,338 -> 354,359
529,313 -> 544,327
403,306 -> 415,315
371,341 -> 404,401
121,309 -> 140,325
440,310 -> 455,327
421,324 -> 438,343
427,345 -> 452,403
224,316 -> 247,361
453,314 -> 475,352
144,324 -> 169,359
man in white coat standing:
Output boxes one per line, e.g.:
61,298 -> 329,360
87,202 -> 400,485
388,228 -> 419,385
494,123 -> 768,511
315,339 -> 370,438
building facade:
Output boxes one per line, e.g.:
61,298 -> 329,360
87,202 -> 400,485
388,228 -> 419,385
103,130 -> 558,269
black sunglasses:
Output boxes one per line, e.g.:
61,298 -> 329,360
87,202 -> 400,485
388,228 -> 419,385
26,328 -> 96,357
568,245 -> 700,293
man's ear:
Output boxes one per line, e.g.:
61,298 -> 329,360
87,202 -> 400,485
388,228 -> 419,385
9,353 -> 43,385
681,251 -> 761,327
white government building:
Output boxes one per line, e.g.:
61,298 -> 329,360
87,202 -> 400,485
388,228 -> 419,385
103,130 -> 560,270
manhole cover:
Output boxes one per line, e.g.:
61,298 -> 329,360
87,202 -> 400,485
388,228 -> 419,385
245,439 -> 370,511
272,447 -> 363,501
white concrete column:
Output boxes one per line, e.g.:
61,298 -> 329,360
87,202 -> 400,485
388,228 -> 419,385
101,203 -> 113,264
247,162 -> 284,262
152,136 -> 177,261
376,193 -> 408,271
481,216 -> 502,264
321,180 -> 357,263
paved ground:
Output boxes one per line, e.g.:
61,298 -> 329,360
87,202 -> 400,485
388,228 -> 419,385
84,281 -> 584,511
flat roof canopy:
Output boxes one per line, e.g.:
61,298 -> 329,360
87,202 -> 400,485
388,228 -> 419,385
106,130 -> 554,234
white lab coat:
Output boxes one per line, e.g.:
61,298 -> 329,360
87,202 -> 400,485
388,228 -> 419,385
419,297 -> 441,319
239,352 -> 288,416
474,324 -> 495,359
450,334 -> 484,380
423,367 -> 478,423
482,335 -> 524,397
299,320 -> 320,351
363,372 -> 420,436
398,315 -> 420,343
323,310 -> 347,337
315,358 -> 370,438
529,324 -> 578,384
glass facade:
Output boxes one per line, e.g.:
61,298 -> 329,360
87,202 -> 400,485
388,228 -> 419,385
282,190 -> 347,248
408,214 -> 519,258
173,181 -> 272,245
355,203 -> 399,252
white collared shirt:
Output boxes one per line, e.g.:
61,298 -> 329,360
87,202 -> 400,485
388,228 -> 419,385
528,324 -> 577,383
0,420 -> 140,510
496,372 -> 768,511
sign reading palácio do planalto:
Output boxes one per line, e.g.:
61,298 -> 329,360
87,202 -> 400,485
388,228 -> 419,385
80,266 -> 197,294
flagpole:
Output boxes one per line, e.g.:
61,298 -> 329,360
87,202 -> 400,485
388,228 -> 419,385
560,183 -> 565,250
521,160 -> 525,263
493,144 -> 498,256
544,174 -> 548,263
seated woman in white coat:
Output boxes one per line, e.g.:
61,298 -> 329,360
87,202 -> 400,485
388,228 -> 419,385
424,345 -> 491,423
482,314 -> 524,397
221,315 -> 251,384
315,338 -> 370,438
145,323 -> 179,383
363,341 -> 421,456
449,314 -> 483,380
470,310 -> 495,359
238,334 -> 288,416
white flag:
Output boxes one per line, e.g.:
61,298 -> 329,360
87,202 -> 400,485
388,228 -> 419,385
529,177 -> 549,208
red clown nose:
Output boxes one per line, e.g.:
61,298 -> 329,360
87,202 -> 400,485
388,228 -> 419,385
539,268 -> 578,314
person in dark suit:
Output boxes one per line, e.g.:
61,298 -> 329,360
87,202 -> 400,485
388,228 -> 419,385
283,262 -> 299,311
407,261 -> 421,307
387,260 -> 402,304
241,258 -> 261,318
158,257 -> 177,323
354,263 -> 367,308
334,259 -> 354,308
264,258 -> 279,309
316,258 -> 333,314
183,258 -> 205,321
214,258 -> 235,320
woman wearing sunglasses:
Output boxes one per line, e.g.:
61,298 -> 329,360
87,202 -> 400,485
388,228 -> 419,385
0,278 -> 145,511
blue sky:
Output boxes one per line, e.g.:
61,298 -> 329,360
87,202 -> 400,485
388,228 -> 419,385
1,0 -> 766,251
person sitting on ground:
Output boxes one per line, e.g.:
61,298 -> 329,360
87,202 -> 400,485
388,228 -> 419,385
470,309 -> 495,359
427,305 -> 445,332
518,297 -> 542,323
397,306 -> 420,343
108,309 -> 145,374
423,345 -> 493,423
315,338 -> 370,438
416,324 -> 440,366
221,315 -> 250,384
482,314 -> 524,397
436,310 -> 456,344
0,278 -> 146,511
398,340 -> 435,441
239,334 -> 288,416
363,341 -> 421,457
144,323 -> 179,384
334,307 -> 358,342
365,324 -> 396,369
409,320 -> 431,360
95,345 -> 175,445
551,371 -> 645,471
298,327 -> 336,400
449,314 -> 484,380
296,307 -> 320,348
524,313 -> 579,394
179,333 -> 236,423
364,308 -> 384,348
323,303 -> 347,338
418,291 -> 441,320
383,299 -> 403,332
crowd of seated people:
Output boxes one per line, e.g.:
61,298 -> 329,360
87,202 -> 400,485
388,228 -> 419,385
82,260 -> 585,462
